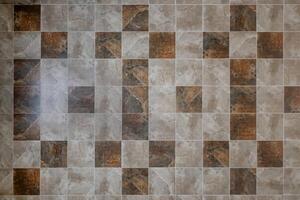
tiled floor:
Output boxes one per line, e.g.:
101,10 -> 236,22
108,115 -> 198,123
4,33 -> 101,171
0,0 -> 300,200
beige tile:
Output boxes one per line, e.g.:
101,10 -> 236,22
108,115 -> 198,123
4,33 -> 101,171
150,86 -> 176,113
230,32 -> 256,59
0,169 -> 12,195
284,60 -> 300,86
149,59 -> 175,86
257,168 -> 283,195
176,113 -> 202,140
149,5 -> 175,32
68,168 -> 94,195
176,60 -> 202,86
284,32 -> 300,58
176,5 -> 202,31
95,168 -> 122,195
176,32 -> 203,59
175,168 -> 202,195
122,32 -> 149,59
96,5 -> 121,32
203,5 -> 229,32
68,141 -> 94,167
122,140 -> 149,168
149,113 -> 175,140
284,141 -> 300,167
203,168 -> 229,195
257,59 -> 283,86
257,5 -> 283,32
285,5 -> 300,31
176,141 -> 202,167
41,168 -> 68,195
257,114 -> 283,140
284,114 -> 300,140
230,141 -> 256,168
203,114 -> 229,141
149,168 -> 175,195
13,141 -> 40,168
203,59 -> 230,86
202,86 -> 230,113
284,168 -> 300,194
257,86 -> 284,113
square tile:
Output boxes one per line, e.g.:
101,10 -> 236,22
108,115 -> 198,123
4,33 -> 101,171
230,59 -> 256,86
41,117 -> 68,142
0,169 -> 13,195
41,141 -> 67,168
68,141 -> 94,167
40,168 -> 68,195
230,5 -> 256,31
122,140 -> 148,168
14,114 -> 40,141
284,5 -> 300,31
175,141 -> 202,167
175,168 -> 202,195
95,113 -> 122,140
230,141 -> 256,168
68,113 -> 94,140
149,168 -> 175,195
68,168 -> 94,195
257,168 -> 283,195
284,32 -> 300,58
41,85 -> 68,113
284,168 -> 300,194
258,141 -> 283,167
257,86 -> 284,113
14,86 -> 40,114
257,32 -> 283,58
13,141 -> 40,168
149,59 -> 175,86
68,86 -> 95,113
230,86 -> 256,113
203,141 -> 229,167
203,5 -> 229,32
203,168 -> 229,195
0,4 -> 13,31
96,5 -> 121,32
176,86 -> 202,113
149,141 -> 175,167
0,86 -> 12,114
14,59 -> 40,86
122,113 -> 148,140
123,59 -> 148,86
14,32 -> 41,59
257,5 -> 283,32
41,59 -> 67,87
203,32 -> 229,58
41,5 -> 67,31
176,5 -> 202,31
203,114 -> 229,141
230,32 -> 256,58
176,32 -> 203,59
122,32 -> 149,59
95,86 -> 121,113
14,5 -> 40,31
203,59 -> 230,86
123,86 -> 148,113
149,86 -> 176,113
284,87 -> 300,113
257,114 -> 283,140
41,32 -> 67,59
149,32 -> 175,59
284,141 -> 300,167
95,32 -> 122,58
95,168 -> 122,195
0,140 -> 12,168
68,32 -> 94,59
122,5 -> 148,31
176,113 -> 202,140
284,114 -> 300,140
149,5 -> 175,32
176,60 -> 202,86
95,141 -> 121,167
257,59 -> 283,86
230,168 -> 256,195
230,114 -> 256,140
202,86 -> 230,113
0,114 -> 12,141
96,59 -> 122,86
0,60 -> 13,86
13,169 -> 40,195
68,5 -> 95,31
149,113 -> 175,140
284,60 -> 300,85
0,32 -> 13,59
122,168 -> 148,195
68,60 -> 94,86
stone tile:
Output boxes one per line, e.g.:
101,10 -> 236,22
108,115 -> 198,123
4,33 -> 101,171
258,32 -> 283,58
68,168 -> 94,195
257,168 -> 283,195
285,87 -> 300,113
149,32 -> 175,59
13,169 -> 40,195
41,59 -> 67,87
122,140 -> 148,168
230,196 -> 256,200
68,60 -> 94,86
203,59 -> 230,86
68,5 -> 95,31
68,141 -> 94,167
0,4 -> 13,31
203,5 -> 229,32
122,5 -> 148,31
14,32 -> 40,59
0,86 -> 12,114
122,113 -> 148,140
96,196 -> 120,200
68,32 -> 95,59
41,141 -> 67,168
95,86 -> 121,113
177,0 -> 202,3
284,5 -> 300,31
230,59 -> 256,86
176,60 -> 202,86
41,85 -> 68,113
177,196 -> 202,200
230,114 -> 256,140
0,169 -> 13,195
14,59 -> 40,86
95,141 -> 121,167
149,141 -> 175,167
68,113 -> 94,141
284,60 -> 300,86
149,5 -> 175,32
258,141 -> 283,167
96,59 -> 122,86
150,0 -> 174,3
41,5 -> 67,31
229,32 -> 256,58
284,32 -> 300,58
284,141 -> 300,167
284,168 -> 300,194
230,168 -> 256,195
176,113 -> 202,140
203,32 -> 229,58
123,86 -> 148,113
203,114 -> 229,141
284,114 -> 300,139
13,141 -> 40,168
176,32 -> 202,59
149,113 -> 175,140
176,141 -> 202,167
0,140 -> 12,168
202,86 -> 230,113
14,114 -> 40,141
230,5 -> 256,31
68,86 -> 95,113
0,114 -> 12,142
14,86 -> 40,114
149,86 -> 176,113
176,5 -> 202,31
175,168 -> 202,195
257,86 -> 284,113
0,32 -> 13,59
230,141 -> 256,168
122,168 -> 148,195
122,32 -> 149,59
203,168 -> 229,195
0,60 -> 13,86
149,59 -> 175,86
149,168 -> 175,195
123,59 -> 148,86
40,168 -> 68,195
203,141 -> 229,167
257,59 -> 283,86
230,86 -> 256,113
257,5 -> 283,32
96,5 -> 122,32
41,32 -> 67,59
14,5 -> 40,31
95,168 -> 122,195
203,196 -> 229,200
257,114 -> 283,140
95,113 -> 122,140
176,86 -> 202,113
95,32 -> 121,59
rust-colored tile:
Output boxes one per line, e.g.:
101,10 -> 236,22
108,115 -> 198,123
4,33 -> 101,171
13,168 -> 40,195
14,5 -> 40,31
95,141 -> 121,167
14,114 -> 40,140
230,168 -> 256,194
230,59 -> 256,86
14,59 -> 40,86
203,141 -> 229,167
14,86 -> 40,114
95,32 -> 121,58
122,113 -> 148,140
230,5 -> 256,31
149,141 -> 175,167
176,86 -> 202,113
257,32 -> 283,58
122,86 -> 148,113
258,141 -> 283,167
203,32 -> 229,58
122,168 -> 148,195
230,114 -> 256,140
41,32 -> 67,58
285,86 -> 300,113
149,32 -> 175,58
123,5 -> 148,31
68,86 -> 95,113
41,141 -> 67,168
123,59 -> 148,86
230,86 -> 256,113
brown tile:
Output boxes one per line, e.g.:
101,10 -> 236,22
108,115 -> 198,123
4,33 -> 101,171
14,114 -> 40,140
257,32 -> 283,58
122,86 -> 148,113
95,141 -> 121,167
230,5 -> 256,31
14,86 -> 40,114
123,5 -> 148,31
14,5 -> 40,31
95,32 -> 121,58
230,59 -> 256,86
68,86 -> 95,113
14,59 -> 40,86
13,168 -> 40,195
41,32 -> 67,58
230,86 -> 256,113
203,141 -> 229,167
230,114 -> 256,140
122,168 -> 148,195
149,141 -> 175,167
176,86 -> 202,113
41,141 -> 67,168
149,32 -> 175,58
122,113 -> 148,140
285,87 -> 300,113
230,168 -> 256,195
203,32 -> 229,58
258,141 -> 283,167
123,59 -> 148,86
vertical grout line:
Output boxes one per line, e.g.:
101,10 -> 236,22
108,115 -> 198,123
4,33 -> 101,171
174,0 -> 177,198
120,1 -> 123,199
12,1 -> 15,196
228,0 -> 231,198
282,0 -> 285,197
201,0 -> 204,198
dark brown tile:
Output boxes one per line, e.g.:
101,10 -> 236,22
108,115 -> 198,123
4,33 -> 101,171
203,141 -> 229,167
230,168 -> 256,195
68,86 -> 95,113
14,86 -> 40,114
203,32 -> 229,58
14,114 -> 40,140
258,141 -> 283,167
14,5 -> 40,31
41,32 -> 67,58
257,32 -> 283,58
13,168 -> 40,195
95,32 -> 121,58
41,141 -> 67,168
122,113 -> 148,140
230,59 -> 256,86
95,141 -> 121,167
230,5 -> 256,31
230,114 -> 256,140
176,86 -> 202,113
149,32 -> 175,59
285,86 -> 300,113
122,168 -> 148,195
123,5 -> 148,31
14,59 -> 40,86
230,86 -> 256,113
122,86 -> 148,113
149,141 -> 175,167
123,59 -> 148,86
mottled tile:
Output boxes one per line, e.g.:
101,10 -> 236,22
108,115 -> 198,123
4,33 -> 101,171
68,113 -> 94,140
203,196 -> 228,200
284,141 -> 300,167
175,60 -> 201,86
95,141 -> 121,167
14,5 -> 40,31
0,86 -> 12,114
95,87 -> 121,113
230,5 -> 256,31
285,60 -> 300,85
257,59 -> 283,86
202,86 -> 230,113
176,5 -> 202,31
257,32 -> 283,58
149,32 -> 175,59
95,113 -> 122,140
68,86 -> 95,113
13,169 -> 40,195
284,114 -> 300,139
149,168 -> 174,195
96,5 -> 121,32
203,168 -> 229,195
0,114 -> 12,142
41,85 -> 68,113
68,32 -> 94,59
96,59 -> 122,86
122,113 -> 148,140
230,141 -> 256,168
68,141 -> 94,167
149,86 -> 176,113
14,59 -> 40,86
203,114 -> 229,141
122,168 -> 148,195
0,169 -> 12,195
285,87 -> 300,113
41,5 -> 67,31
14,32 -> 40,59
149,141 -> 175,167
257,168 -> 283,195
230,86 -> 256,113
176,113 -> 202,140
230,114 -> 256,140
68,60 -> 94,86
68,5 -> 95,31
0,140 -> 12,168
0,60 -> 13,86
122,32 -> 149,59
123,59 -> 148,86
203,5 -> 229,32
40,168 -> 68,195
95,32 -> 121,59
15,0 -> 41,4
230,59 -> 256,86
13,141 -> 40,168
230,32 -> 256,58
257,5 -> 283,32
68,168 -> 94,195
257,86 -> 283,113
176,86 -> 202,113
14,114 -> 40,140
284,32 -> 300,58
149,59 -> 175,86
176,32 -> 203,59
176,141 -> 202,167
203,59 -> 230,86
123,86 -> 148,113
41,141 -> 67,168
149,113 -> 175,140
149,5 -> 175,32
41,59 -> 67,87
176,196 -> 202,200
122,140 -> 148,168
0,32 -> 13,59
95,168 -> 122,195
203,32 -> 229,58
123,5 -> 148,31
0,4 -> 13,31
257,114 -> 283,140
203,141 -> 229,167
14,86 -> 40,114
284,5 -> 300,31
175,168 -> 202,195
258,141 -> 283,167
41,32 -> 67,59
230,168 -> 256,195
284,168 -> 300,194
